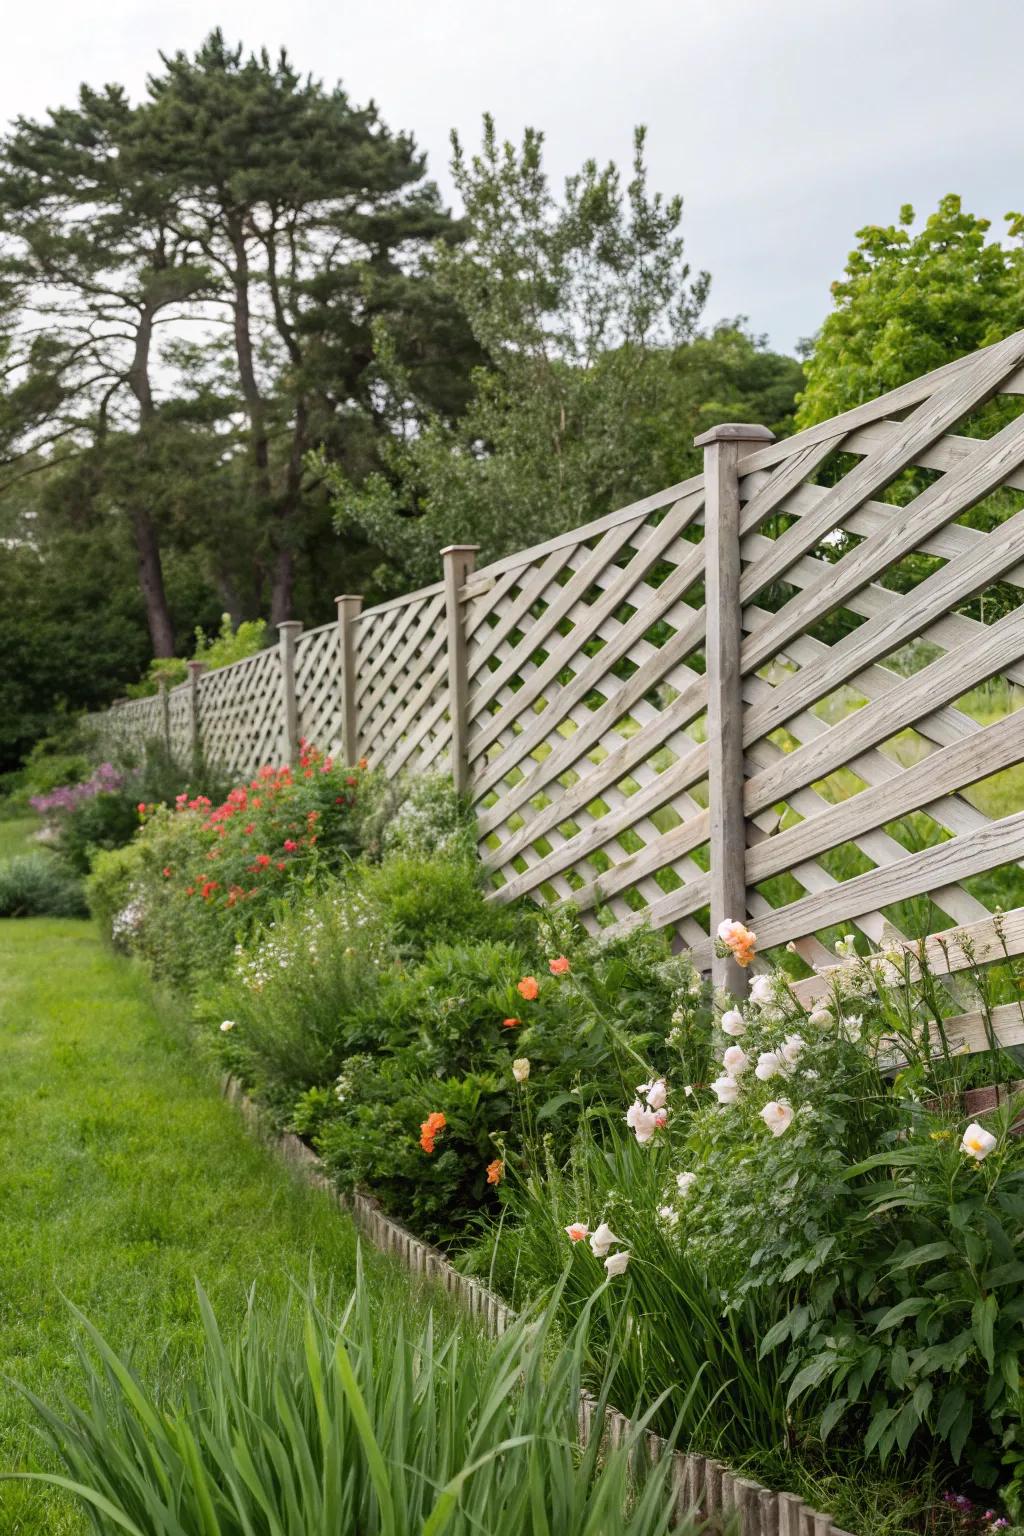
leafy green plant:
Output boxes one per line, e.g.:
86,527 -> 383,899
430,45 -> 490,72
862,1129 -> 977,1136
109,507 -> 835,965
0,853 -> 86,918
126,614 -> 269,698
4,1268 -> 690,1536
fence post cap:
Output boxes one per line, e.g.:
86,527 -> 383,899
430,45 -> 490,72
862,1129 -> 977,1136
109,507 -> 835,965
439,544 -> 481,556
694,422 -> 776,447
277,619 -> 303,634
334,593 -> 363,606
186,660 -> 207,677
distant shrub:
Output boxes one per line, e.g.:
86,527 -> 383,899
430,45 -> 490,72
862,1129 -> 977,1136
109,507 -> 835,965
126,615 -> 269,697
0,853 -> 86,918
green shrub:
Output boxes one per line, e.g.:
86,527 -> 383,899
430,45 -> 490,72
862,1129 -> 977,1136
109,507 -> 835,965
0,853 -> 86,918
356,853 -> 531,960
4,1273 -> 689,1536
56,788 -> 142,874
126,614 -> 269,697
85,842 -> 146,940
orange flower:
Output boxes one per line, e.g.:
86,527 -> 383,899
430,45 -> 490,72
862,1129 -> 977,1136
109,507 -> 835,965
419,1110 -> 446,1155
486,1158 -> 504,1186
517,976 -> 539,1001
716,919 -> 757,968
358,757 -> 369,770
502,1017 -> 520,1030
548,955 -> 571,976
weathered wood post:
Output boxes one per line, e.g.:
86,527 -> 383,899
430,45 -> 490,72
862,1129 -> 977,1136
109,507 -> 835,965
440,545 -> 479,795
278,620 -> 303,768
695,424 -> 775,997
335,595 -> 363,766
157,674 -> 171,755
186,660 -> 206,773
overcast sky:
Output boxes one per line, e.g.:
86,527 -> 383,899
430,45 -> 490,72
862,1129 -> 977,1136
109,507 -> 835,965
2,0 -> 1020,353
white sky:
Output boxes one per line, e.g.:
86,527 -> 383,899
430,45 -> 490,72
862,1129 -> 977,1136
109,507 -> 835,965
3,0 -> 1021,352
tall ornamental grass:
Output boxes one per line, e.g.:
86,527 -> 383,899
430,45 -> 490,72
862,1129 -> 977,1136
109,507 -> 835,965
4,1263 -> 694,1536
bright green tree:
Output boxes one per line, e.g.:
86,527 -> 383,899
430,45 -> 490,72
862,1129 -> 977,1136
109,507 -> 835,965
797,195 -> 1022,428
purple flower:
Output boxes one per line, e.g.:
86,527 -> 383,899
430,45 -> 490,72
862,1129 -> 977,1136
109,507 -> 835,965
30,763 -> 126,817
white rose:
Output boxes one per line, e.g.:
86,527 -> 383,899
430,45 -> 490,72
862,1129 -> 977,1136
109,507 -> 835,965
625,1099 -> 660,1144
749,975 -> 774,1006
722,1045 -> 750,1077
720,1009 -> 746,1037
604,1250 -> 631,1277
676,1171 -> 697,1199
760,1100 -> 794,1137
512,1057 -> 530,1084
780,1034 -> 805,1066
220,1020 -> 236,1032
590,1222 -> 620,1258
754,1051 -> 783,1081
638,1077 -> 668,1110
961,1122 -> 997,1161
711,1074 -> 739,1105
808,1008 -> 832,1027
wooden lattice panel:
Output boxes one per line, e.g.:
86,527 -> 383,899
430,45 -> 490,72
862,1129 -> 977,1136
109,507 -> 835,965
95,697 -> 162,757
294,622 -> 344,758
197,647 -> 284,778
467,479 -> 712,943
354,586 -> 451,777
723,330 -> 1024,977
167,683 -> 191,761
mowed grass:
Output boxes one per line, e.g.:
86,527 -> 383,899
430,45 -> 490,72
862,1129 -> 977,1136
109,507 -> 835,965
0,916 -> 394,1535
0,817 -> 38,861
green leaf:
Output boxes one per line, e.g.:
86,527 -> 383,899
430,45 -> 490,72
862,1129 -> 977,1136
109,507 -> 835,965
819,1399 -> 848,1442
972,1294 -> 997,1370
886,1241 -> 954,1273
937,1386 -> 966,1438
873,1297 -> 929,1332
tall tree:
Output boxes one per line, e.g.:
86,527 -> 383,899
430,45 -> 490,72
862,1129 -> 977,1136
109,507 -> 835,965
797,195 -> 1022,428
0,84 -> 210,654
326,119 -> 801,586
138,32 -> 478,622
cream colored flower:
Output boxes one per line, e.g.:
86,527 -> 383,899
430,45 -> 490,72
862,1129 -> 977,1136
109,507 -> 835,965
590,1221 -> 620,1258
754,1050 -> 783,1081
749,975 -> 774,1006
626,1099 -> 661,1144
658,1204 -> 678,1228
638,1077 -> 668,1111
512,1057 -> 530,1084
711,1073 -> 739,1105
220,1020 -> 236,1032
961,1122 -> 997,1161
721,1009 -> 746,1037
808,1007 -> 832,1027
722,1045 -> 750,1077
761,1100 -> 794,1136
604,1249 -> 631,1277
676,1170 -> 697,1199
780,1033 -> 805,1066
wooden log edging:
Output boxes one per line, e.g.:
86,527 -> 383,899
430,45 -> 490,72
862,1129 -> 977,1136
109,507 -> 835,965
221,1075 -> 851,1536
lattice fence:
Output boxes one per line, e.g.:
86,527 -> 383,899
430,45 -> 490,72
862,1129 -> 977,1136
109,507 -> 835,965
90,329 -> 1024,1011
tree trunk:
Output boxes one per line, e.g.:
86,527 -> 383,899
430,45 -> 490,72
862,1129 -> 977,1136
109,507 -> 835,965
132,505 -> 176,656
127,302 -> 176,658
270,540 -> 293,628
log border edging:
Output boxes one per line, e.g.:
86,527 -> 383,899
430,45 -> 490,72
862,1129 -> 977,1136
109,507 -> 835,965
222,1075 -> 852,1536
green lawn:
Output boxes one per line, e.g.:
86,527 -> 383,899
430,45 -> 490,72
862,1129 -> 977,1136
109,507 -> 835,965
0,817 -> 38,861
0,913 -> 399,1535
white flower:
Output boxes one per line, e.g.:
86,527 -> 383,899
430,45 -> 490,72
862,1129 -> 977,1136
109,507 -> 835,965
802,1069 -> 819,1080
710,1073 -> 739,1104
808,1007 -> 832,1027
683,1084 -> 694,1097
658,1204 -> 678,1228
754,1051 -> 783,1081
750,974 -> 774,1006
780,1034 -> 806,1066
512,1057 -> 530,1084
638,1077 -> 668,1110
590,1222 -> 620,1258
604,1250 -> 631,1277
844,1014 -> 863,1043
720,1009 -> 746,1037
722,1045 -> 750,1077
625,1099 -> 661,1144
676,1171 -> 697,1199
961,1122 -> 997,1161
220,1020 -> 236,1033
761,1100 -> 794,1136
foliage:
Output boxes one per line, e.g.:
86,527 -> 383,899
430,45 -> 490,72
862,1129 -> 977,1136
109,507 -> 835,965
0,852 -> 86,917
798,195 -> 1024,427
0,911 -> 394,1536
355,770 -> 479,864
326,117 -> 801,586
126,614 -> 269,697
5,1270 -> 689,1536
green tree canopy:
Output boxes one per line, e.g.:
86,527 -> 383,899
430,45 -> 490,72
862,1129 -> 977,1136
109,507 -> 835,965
797,195 -> 1023,427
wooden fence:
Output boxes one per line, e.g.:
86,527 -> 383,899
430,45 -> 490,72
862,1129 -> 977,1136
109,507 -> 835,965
95,329 -> 1024,1008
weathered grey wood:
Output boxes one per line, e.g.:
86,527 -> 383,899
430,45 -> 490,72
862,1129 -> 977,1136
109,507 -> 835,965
698,424 -> 774,994
441,545 -> 478,794
157,675 -> 171,753
335,595 -> 363,765
277,620 -> 302,768
187,660 -> 206,765
755,811 -> 1024,951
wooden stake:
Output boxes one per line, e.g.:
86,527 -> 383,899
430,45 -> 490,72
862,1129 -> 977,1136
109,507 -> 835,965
335,594 -> 363,766
278,620 -> 303,768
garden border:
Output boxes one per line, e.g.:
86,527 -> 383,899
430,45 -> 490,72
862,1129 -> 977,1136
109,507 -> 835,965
221,1075 -> 855,1536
